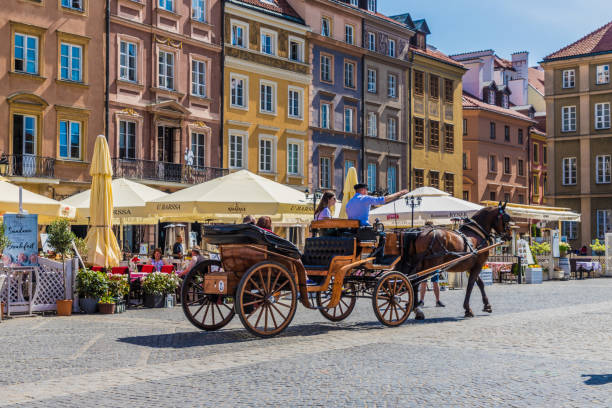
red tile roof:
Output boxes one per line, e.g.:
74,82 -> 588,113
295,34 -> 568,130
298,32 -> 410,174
411,46 -> 465,69
528,67 -> 545,95
545,20 -> 612,60
232,0 -> 302,21
462,92 -> 535,123
494,55 -> 513,70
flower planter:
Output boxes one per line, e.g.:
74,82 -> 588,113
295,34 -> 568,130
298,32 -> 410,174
56,300 -> 73,316
479,268 -> 493,286
525,267 -> 543,284
79,297 -> 99,314
98,302 -> 116,314
143,294 -> 165,308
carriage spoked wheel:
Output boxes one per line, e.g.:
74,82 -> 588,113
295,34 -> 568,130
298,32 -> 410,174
181,260 -> 235,331
372,272 -> 413,327
235,261 -> 298,338
315,282 -> 357,322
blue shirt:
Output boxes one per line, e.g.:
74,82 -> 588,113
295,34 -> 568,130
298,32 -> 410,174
345,193 -> 385,226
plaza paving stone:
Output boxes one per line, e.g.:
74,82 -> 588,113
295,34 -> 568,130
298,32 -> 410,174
1,279 -> 612,407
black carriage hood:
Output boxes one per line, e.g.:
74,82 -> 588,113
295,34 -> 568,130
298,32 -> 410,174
203,224 -> 301,259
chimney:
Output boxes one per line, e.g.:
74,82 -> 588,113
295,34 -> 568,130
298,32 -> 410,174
509,51 -> 529,106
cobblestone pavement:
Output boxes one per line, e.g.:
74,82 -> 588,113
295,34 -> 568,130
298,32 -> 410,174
2,279 -> 612,407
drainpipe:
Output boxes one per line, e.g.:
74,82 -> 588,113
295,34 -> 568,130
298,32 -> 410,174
220,1 -> 225,170
105,0 -> 110,140
527,125 -> 532,204
360,19 -> 366,183
408,50 -> 414,191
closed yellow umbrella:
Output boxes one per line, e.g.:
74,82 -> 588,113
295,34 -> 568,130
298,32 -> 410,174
339,167 -> 358,219
85,135 -> 121,268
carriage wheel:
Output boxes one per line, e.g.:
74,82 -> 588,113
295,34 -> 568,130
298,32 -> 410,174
235,261 -> 298,338
372,272 -> 413,327
316,282 -> 357,322
181,260 -> 235,331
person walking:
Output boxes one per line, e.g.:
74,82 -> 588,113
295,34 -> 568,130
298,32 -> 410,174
418,270 -> 445,307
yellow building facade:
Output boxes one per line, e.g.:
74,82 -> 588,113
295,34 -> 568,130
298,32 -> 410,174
223,1 -> 310,191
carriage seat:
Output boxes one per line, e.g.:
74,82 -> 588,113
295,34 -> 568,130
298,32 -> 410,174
203,224 -> 301,259
301,237 -> 355,270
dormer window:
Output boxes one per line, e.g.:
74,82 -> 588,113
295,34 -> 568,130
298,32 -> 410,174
367,0 -> 376,12
488,90 -> 495,105
502,94 -> 509,109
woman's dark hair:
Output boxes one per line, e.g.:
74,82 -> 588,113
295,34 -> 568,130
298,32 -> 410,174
256,216 -> 272,230
243,215 -> 256,224
314,191 -> 335,219
152,248 -> 162,257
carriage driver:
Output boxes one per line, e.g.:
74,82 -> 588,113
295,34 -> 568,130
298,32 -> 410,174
345,183 -> 408,226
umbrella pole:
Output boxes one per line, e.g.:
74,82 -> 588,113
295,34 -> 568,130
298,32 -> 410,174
120,218 -> 124,256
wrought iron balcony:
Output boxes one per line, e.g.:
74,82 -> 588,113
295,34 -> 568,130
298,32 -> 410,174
112,158 -> 228,185
0,154 -> 55,179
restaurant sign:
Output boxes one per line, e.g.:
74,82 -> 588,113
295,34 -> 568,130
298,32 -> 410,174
3,214 -> 38,267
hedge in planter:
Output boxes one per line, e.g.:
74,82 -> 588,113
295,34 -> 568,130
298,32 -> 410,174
76,269 -> 108,313
141,272 -> 181,308
107,274 -> 129,313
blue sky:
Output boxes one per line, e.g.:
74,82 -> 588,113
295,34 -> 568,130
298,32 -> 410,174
379,1 -> 612,66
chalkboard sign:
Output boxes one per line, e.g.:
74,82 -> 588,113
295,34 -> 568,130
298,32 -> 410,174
3,214 -> 38,267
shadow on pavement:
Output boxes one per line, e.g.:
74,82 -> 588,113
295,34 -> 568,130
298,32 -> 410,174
582,374 -> 612,385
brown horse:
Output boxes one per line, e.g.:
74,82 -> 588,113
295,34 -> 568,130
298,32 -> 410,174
407,202 -> 511,318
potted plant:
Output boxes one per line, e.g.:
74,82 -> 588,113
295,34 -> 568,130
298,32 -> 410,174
76,268 -> 108,313
525,264 -> 543,284
98,295 -> 116,314
559,242 -> 571,258
0,221 -> 11,257
590,239 -> 606,256
107,274 -> 129,313
47,218 -> 76,314
141,272 -> 181,308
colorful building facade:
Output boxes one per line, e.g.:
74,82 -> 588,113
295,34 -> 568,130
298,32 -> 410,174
223,0 -> 310,191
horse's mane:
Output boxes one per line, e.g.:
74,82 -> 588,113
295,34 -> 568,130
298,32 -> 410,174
469,207 -> 497,234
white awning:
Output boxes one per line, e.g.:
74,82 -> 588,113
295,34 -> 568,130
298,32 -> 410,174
481,201 -> 581,222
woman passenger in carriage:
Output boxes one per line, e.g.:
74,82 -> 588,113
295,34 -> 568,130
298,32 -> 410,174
314,191 -> 336,220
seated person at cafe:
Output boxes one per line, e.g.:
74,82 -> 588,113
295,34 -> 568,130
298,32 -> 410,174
345,183 -> 408,226
172,235 -> 184,259
150,248 -> 165,272
179,246 -> 205,277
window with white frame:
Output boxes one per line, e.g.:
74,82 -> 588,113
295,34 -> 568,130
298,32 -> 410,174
320,54 -> 331,82
597,64 -> 610,84
159,0 -> 173,12
14,33 -> 39,74
158,50 -> 174,90
561,221 -> 577,240
287,142 -> 300,175
192,0 -> 206,22
345,25 -> 354,45
595,102 -> 610,129
367,112 -> 377,137
230,74 -> 247,108
229,133 -> 244,168
119,41 -> 137,82
387,117 -> 397,140
344,107 -> 353,133
368,32 -> 376,52
231,22 -> 247,48
191,131 -> 205,167
349,0 -> 358,5
320,156 -> 331,188
288,38 -> 303,62
344,61 -> 355,88
367,163 -> 376,191
562,106 -> 576,132
59,120 -> 81,160
367,69 -> 376,93
259,137 -> 273,172
562,157 -> 577,185
562,69 -> 575,88
388,74 -> 397,97
191,59 -> 206,97
260,30 -> 276,55
62,0 -> 83,10
387,165 -> 397,194
367,0 -> 376,12
321,103 -> 331,129
597,209 -> 611,239
388,39 -> 396,57
321,17 -> 331,37
60,43 -> 82,82
288,87 -> 302,119
260,81 -> 276,114
596,155 -> 611,184
119,120 -> 136,159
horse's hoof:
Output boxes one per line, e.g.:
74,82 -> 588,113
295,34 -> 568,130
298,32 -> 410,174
414,308 -> 425,320
464,309 -> 474,318
483,304 -> 492,313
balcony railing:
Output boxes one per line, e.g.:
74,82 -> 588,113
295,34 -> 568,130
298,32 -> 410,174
112,158 -> 228,185
0,154 -> 55,179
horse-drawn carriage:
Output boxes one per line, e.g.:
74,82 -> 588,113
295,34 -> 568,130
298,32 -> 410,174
181,205 -> 511,337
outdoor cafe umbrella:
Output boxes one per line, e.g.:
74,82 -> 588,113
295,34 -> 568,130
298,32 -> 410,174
370,187 -> 483,226
85,135 -> 121,268
339,166 -> 358,219
0,180 -> 75,223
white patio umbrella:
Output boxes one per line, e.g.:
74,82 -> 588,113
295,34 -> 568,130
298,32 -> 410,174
0,180 -> 75,223
370,187 -> 482,226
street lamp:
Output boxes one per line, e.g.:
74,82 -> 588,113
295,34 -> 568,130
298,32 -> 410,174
405,196 -> 422,228
305,188 -> 322,220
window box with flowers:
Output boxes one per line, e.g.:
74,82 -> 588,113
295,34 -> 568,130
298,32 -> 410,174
142,272 -> 181,308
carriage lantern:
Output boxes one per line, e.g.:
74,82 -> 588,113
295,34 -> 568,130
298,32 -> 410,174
405,196 -> 422,228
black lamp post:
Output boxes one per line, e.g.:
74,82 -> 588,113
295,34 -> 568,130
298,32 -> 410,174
305,189 -> 322,220
405,196 -> 422,228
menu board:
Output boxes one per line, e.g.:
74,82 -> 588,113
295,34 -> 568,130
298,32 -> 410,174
516,239 -> 534,266
3,214 -> 38,267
